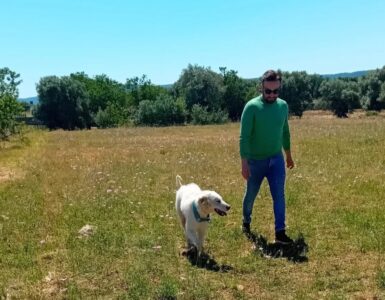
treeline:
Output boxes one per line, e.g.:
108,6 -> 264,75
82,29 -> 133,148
1,65 -> 385,135
34,66 -> 254,129
35,65 -> 385,129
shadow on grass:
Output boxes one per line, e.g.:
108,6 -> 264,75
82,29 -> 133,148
245,230 -> 309,263
181,247 -> 233,272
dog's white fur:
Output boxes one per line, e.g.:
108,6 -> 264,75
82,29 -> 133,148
175,175 -> 230,254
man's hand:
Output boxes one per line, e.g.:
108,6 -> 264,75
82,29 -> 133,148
285,150 -> 295,169
241,159 -> 250,180
286,156 -> 294,169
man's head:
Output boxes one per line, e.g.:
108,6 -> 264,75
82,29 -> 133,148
261,70 -> 281,103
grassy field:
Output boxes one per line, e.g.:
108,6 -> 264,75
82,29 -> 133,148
1,112 -> 385,299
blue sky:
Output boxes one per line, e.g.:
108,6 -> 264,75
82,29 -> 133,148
2,0 -> 385,98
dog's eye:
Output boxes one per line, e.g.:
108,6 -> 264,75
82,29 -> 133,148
216,199 -> 221,203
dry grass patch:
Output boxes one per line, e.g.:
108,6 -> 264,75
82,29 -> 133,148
0,167 -> 21,182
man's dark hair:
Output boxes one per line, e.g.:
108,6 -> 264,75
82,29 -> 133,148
261,70 -> 282,83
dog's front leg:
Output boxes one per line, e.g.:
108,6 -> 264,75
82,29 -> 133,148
196,227 -> 207,254
185,226 -> 200,252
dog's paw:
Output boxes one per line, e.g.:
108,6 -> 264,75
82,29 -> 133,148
181,246 -> 198,258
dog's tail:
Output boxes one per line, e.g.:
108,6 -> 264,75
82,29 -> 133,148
176,175 -> 183,188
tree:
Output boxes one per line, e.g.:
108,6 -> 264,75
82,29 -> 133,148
379,82 -> 385,104
0,67 -> 22,99
71,72 -> 132,116
36,76 -> 91,129
308,74 -> 324,102
319,79 -> 359,117
220,67 -> 248,121
359,67 -> 385,111
174,64 -> 225,111
125,75 -> 168,106
0,95 -> 24,139
244,79 -> 259,102
280,71 -> 313,117
0,68 -> 23,140
341,81 -> 361,110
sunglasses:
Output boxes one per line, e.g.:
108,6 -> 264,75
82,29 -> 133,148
264,88 -> 280,95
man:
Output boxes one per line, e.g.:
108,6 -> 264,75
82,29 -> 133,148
239,69 -> 294,244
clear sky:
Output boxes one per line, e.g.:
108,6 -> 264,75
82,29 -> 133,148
2,0 -> 385,98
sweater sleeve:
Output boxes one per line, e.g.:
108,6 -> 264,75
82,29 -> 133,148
239,102 -> 253,158
282,105 -> 291,150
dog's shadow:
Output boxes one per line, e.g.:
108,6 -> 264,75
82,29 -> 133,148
245,231 -> 309,263
181,248 -> 233,272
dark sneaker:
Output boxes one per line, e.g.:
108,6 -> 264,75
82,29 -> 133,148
275,230 -> 293,245
242,223 -> 251,234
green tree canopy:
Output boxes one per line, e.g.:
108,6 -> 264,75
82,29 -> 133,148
174,64 -> 225,111
125,75 -> 168,106
220,67 -> 249,121
0,68 -> 23,140
359,66 -> 385,111
71,72 -> 131,115
36,76 -> 91,129
0,94 -> 24,139
319,79 -> 359,117
279,71 -> 314,117
0,67 -> 22,98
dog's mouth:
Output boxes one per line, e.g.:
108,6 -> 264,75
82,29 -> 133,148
214,208 -> 227,216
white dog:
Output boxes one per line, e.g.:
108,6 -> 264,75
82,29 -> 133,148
175,175 -> 231,255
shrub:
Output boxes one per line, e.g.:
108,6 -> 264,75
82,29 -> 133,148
190,104 -> 228,125
365,110 -> 378,117
94,102 -> 131,128
312,98 -> 330,110
135,96 -> 187,126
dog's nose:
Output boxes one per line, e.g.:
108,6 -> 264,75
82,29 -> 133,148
226,205 -> 231,211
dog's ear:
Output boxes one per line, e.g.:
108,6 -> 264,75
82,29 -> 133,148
198,196 -> 208,205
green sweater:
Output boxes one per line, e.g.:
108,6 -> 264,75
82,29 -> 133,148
240,95 -> 291,160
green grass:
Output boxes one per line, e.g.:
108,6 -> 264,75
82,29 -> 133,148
1,112 -> 385,299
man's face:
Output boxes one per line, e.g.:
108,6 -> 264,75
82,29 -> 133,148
262,80 -> 281,103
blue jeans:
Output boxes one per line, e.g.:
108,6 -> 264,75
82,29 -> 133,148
242,153 -> 286,232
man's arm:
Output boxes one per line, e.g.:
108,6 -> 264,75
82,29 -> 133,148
282,104 -> 293,169
240,102 -> 253,179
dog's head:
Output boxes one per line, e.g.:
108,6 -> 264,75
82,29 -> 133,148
198,191 -> 231,217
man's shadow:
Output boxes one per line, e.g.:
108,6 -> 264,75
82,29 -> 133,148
181,247 -> 233,272
245,230 -> 309,263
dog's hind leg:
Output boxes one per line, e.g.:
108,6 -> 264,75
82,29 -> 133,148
179,214 -> 186,231
175,190 -> 185,230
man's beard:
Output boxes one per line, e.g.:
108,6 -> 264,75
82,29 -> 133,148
263,96 -> 277,103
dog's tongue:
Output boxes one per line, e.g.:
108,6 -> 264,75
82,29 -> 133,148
215,208 -> 227,216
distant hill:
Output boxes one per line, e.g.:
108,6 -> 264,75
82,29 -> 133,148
213,70 -> 371,85
245,70 -> 371,82
160,84 -> 173,89
18,96 -> 38,105
321,70 -> 370,79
